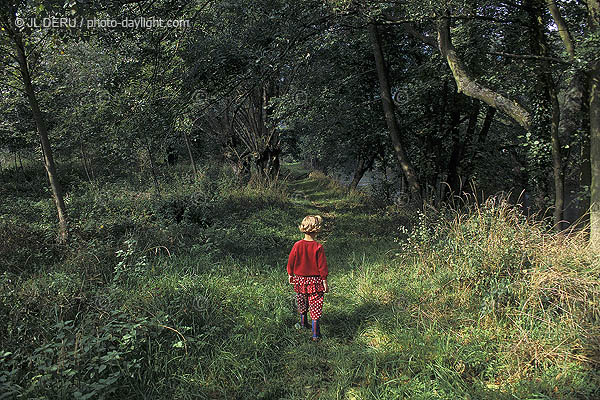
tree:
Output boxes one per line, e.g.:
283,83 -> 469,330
271,17 -> 387,189
368,21 -> 422,203
0,2 -> 68,242
587,0 -> 600,247
185,0 -> 334,181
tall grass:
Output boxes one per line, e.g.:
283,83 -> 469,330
399,194 -> 600,387
1,163 -> 599,399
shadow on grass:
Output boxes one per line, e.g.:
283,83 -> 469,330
321,301 -> 393,342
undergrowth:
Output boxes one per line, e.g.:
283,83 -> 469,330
0,162 -> 598,399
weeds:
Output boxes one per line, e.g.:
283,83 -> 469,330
398,192 -> 600,391
1,164 -> 599,399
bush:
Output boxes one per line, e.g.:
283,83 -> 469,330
0,218 -> 60,274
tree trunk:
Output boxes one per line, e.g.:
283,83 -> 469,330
456,99 -> 481,192
368,22 -> 422,204
588,0 -> 600,247
550,86 -> 565,230
13,151 -> 18,178
13,31 -> 68,241
478,106 -> 496,144
86,145 -> 95,180
546,0 -> 588,229
463,105 -> 496,186
80,142 -> 92,183
17,151 -> 30,182
146,141 -> 160,193
349,153 -> 376,191
349,157 -> 366,191
579,80 -> 592,228
527,0 -> 565,230
182,129 -> 198,180
253,147 -> 281,183
590,68 -> 600,246
546,0 -> 576,60
446,96 -> 463,196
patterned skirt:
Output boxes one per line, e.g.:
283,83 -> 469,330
293,275 -> 325,294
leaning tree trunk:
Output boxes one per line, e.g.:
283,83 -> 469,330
349,157 -> 366,191
546,0 -> 576,60
13,31 -> 68,242
437,14 -> 531,130
368,22 -> 422,204
349,153 -> 376,191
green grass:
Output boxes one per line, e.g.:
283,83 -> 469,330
1,162 -> 599,399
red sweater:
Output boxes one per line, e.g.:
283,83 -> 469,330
287,239 -> 328,279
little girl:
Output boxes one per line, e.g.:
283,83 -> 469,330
287,215 -> 329,341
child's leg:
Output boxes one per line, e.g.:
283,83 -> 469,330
296,293 -> 309,328
307,292 -> 324,339
312,319 -> 321,340
307,292 -> 324,320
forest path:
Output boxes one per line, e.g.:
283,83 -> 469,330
283,164 -> 404,256
285,168 -> 345,246
267,164 -> 422,398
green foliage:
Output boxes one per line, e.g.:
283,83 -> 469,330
2,0 -> 600,396
1,165 -> 599,399
114,238 -> 148,285
1,312 -> 151,399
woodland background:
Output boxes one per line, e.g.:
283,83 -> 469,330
1,0 -> 600,399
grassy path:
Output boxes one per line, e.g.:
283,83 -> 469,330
249,167 -> 439,399
130,166 -> 417,399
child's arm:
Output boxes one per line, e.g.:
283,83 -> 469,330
317,246 -> 328,292
316,246 -> 328,278
286,243 -> 297,284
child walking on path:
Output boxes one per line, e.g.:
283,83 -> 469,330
287,215 -> 329,341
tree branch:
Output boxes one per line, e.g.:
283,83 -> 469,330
546,0 -> 576,60
437,14 -> 531,130
381,13 -> 522,25
399,23 -> 437,47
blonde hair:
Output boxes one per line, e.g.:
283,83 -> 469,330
299,215 -> 323,233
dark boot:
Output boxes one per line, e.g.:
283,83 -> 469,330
301,312 -> 310,329
311,319 -> 321,341
295,312 -> 310,330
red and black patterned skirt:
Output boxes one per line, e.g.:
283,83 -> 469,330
292,275 -> 325,294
